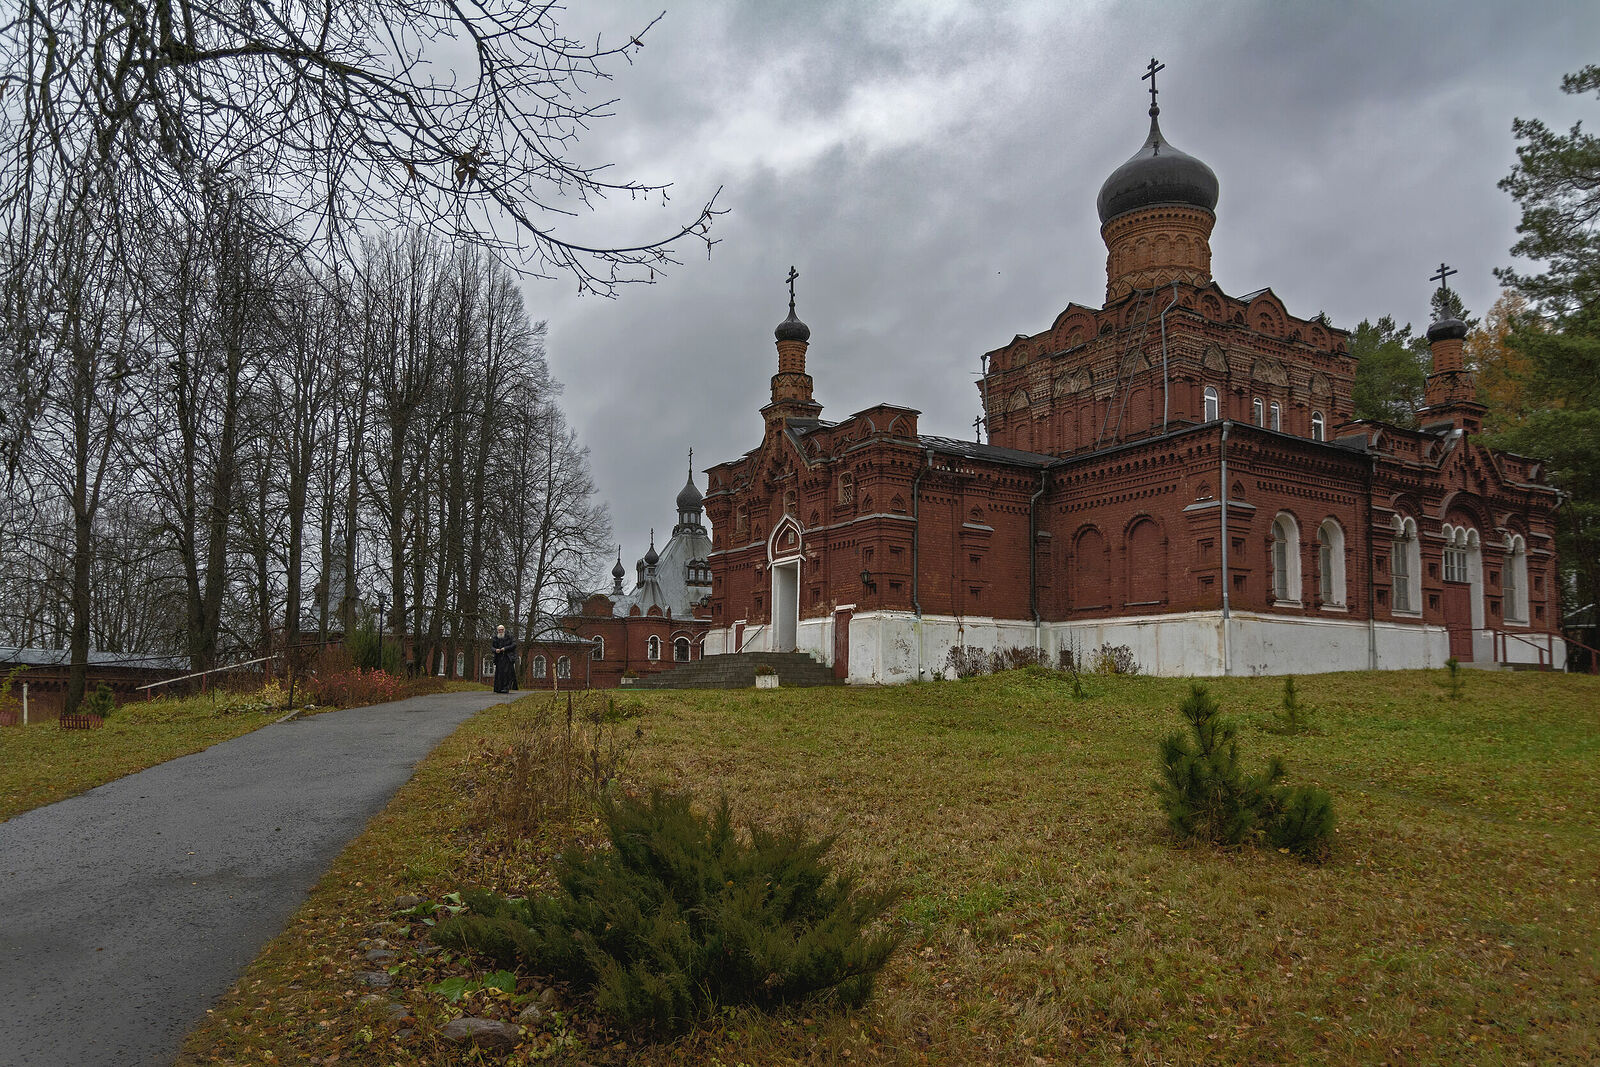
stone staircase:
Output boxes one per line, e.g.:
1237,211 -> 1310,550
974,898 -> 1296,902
630,652 -> 842,690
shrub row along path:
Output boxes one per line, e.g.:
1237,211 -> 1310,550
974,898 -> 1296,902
0,689 -> 515,1067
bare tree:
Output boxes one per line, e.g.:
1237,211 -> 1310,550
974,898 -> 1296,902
1,2 -> 719,287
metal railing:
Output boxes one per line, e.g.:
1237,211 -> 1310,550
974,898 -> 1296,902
735,624 -> 767,654
134,655 -> 277,695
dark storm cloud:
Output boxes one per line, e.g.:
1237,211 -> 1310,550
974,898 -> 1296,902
525,1 -> 1598,584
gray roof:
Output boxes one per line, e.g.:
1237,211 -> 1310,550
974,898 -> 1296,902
0,647 -> 189,671
918,435 -> 1056,468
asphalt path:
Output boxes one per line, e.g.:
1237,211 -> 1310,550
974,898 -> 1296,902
0,689 -> 514,1067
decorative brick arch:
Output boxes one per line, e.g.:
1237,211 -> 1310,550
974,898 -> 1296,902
1124,516 -> 1168,606
1071,525 -> 1111,611
767,514 -> 804,562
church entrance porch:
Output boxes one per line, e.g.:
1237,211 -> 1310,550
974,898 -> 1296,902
771,560 -> 800,652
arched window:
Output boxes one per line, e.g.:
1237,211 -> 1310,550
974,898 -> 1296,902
1317,519 -> 1346,607
1270,512 -> 1302,604
1311,411 -> 1325,441
1391,515 -> 1421,614
1269,401 -> 1282,432
532,655 -> 547,678
674,636 -> 691,661
647,635 -> 661,661
556,656 -> 571,679
454,651 -> 465,677
1203,386 -> 1219,422
1252,397 -> 1264,426
838,473 -> 854,506
1504,534 -> 1529,624
591,635 -> 604,660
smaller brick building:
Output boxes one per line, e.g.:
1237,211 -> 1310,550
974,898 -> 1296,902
556,459 -> 713,688
0,647 -> 190,719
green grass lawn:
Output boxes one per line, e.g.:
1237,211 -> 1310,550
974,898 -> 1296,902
0,691 -> 285,822
181,669 -> 1600,1065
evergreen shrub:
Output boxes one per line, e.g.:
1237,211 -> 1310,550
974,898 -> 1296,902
1155,683 -> 1334,861
434,788 -> 901,1032
84,682 -> 117,720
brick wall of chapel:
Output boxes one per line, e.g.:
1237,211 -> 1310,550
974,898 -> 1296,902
983,288 -> 1356,456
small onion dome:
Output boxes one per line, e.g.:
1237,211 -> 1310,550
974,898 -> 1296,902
1097,112 -> 1220,225
774,307 -> 811,343
676,473 -> 703,512
644,533 -> 659,568
612,556 -> 626,580
675,470 -> 700,511
1426,315 -> 1468,343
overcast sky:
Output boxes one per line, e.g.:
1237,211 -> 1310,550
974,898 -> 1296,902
512,1 -> 1597,587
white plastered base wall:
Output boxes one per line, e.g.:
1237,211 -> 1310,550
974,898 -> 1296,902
706,608 -> 1569,682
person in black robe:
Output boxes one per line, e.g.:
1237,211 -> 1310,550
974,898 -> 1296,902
491,624 -> 518,693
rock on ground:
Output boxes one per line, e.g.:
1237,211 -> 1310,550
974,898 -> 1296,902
440,1016 -> 520,1051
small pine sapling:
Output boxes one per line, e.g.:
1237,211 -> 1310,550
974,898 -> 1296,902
1155,684 -> 1283,846
1267,675 -> 1317,734
1156,684 -> 1335,861
1445,656 -> 1464,699
1264,785 -> 1336,861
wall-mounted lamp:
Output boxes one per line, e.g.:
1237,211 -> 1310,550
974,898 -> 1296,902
860,568 -> 876,593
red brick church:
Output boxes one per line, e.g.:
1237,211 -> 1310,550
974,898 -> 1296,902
699,67 -> 1566,681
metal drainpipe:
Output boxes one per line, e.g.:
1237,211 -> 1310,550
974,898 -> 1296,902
1219,420 -> 1232,676
1158,281 -> 1180,433
1366,448 -> 1379,671
1029,469 -> 1049,656
911,449 -> 932,678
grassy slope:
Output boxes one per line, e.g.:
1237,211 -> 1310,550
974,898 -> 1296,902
182,670 -> 1600,1065
0,693 -> 283,822
0,681 -> 489,824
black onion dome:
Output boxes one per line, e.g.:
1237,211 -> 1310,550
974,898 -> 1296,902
676,473 -> 703,512
643,534 -> 659,568
1427,315 -> 1468,343
612,555 -> 626,580
1097,113 -> 1220,225
775,308 -> 811,343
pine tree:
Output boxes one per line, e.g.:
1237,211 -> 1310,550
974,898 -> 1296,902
435,789 -> 901,1032
1155,684 -> 1282,846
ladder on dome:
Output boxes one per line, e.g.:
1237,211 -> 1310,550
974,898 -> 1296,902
1095,289 -> 1159,449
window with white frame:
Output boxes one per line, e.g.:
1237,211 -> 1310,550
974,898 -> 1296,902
532,654 -> 547,678
591,635 -> 604,660
1311,411 -> 1325,441
1391,515 -> 1420,613
674,636 -> 691,661
455,651 -> 465,677
1270,512 -> 1301,603
647,635 -> 661,661
1203,386 -> 1219,422
1269,401 -> 1282,431
1504,533 -> 1529,624
1252,397 -> 1264,426
556,656 -> 571,679
1317,519 -> 1346,606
